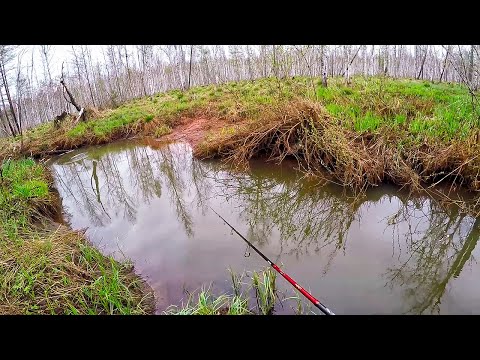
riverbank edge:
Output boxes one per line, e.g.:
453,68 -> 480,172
0,158 -> 156,315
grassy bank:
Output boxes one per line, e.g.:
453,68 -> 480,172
1,76 -> 479,214
195,78 -> 480,201
0,158 -> 154,314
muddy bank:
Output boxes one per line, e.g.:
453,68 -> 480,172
162,116 -> 229,147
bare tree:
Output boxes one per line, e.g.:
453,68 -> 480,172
187,45 -> 194,90
60,62 -> 86,122
342,45 -> 361,84
439,45 -> 451,82
0,45 -> 20,136
416,46 -> 429,80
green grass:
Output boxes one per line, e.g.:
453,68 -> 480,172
0,159 -> 49,239
144,114 -> 155,122
354,111 -> 383,132
311,77 -> 478,140
4,76 -> 478,159
0,158 -> 154,315
67,122 -> 88,137
164,267 -> 314,315
164,286 -> 251,315
93,107 -> 149,137
12,180 -> 49,198
251,268 -> 277,315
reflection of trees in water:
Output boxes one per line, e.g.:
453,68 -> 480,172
203,169 -> 362,271
52,142 -> 480,314
197,165 -> 480,312
126,146 -> 162,204
157,144 -> 194,237
54,151 -> 138,226
101,150 -> 138,222
52,142 -> 201,238
189,154 -> 212,214
218,171 -> 480,314
383,195 -> 480,314
52,162 -> 110,228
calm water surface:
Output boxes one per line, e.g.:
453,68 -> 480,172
49,140 -> 480,314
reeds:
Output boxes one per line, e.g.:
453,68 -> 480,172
164,267 -> 314,315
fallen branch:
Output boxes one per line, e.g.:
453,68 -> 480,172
60,62 -> 87,122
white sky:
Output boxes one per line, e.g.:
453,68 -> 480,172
25,45 -> 104,81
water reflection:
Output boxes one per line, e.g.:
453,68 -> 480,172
383,200 -> 480,314
50,140 -> 480,314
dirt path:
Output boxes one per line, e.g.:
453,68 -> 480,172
162,117 -> 227,147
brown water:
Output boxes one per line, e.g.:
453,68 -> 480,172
49,139 -> 480,315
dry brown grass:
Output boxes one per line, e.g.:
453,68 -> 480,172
196,100 -> 411,191
195,99 -> 480,215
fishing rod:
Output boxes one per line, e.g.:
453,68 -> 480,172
210,206 -> 335,315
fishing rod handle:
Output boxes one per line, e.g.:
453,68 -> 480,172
315,303 -> 335,315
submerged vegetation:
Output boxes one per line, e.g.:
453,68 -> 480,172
0,158 -> 154,314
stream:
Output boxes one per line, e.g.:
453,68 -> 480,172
48,139 -> 480,314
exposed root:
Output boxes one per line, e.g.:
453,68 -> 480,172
196,100 -> 412,193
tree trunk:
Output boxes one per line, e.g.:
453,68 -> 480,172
0,102 -> 16,136
80,46 -> 96,107
322,59 -> 328,88
60,65 -> 86,123
467,45 -> 474,84
187,45 -> 193,90
439,46 -> 450,82
60,79 -> 81,112
0,109 -> 10,135
417,46 -> 429,80
0,62 -> 20,135
124,46 -> 134,97
384,45 -> 389,76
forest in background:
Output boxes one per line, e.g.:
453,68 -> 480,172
1,45 -> 479,138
